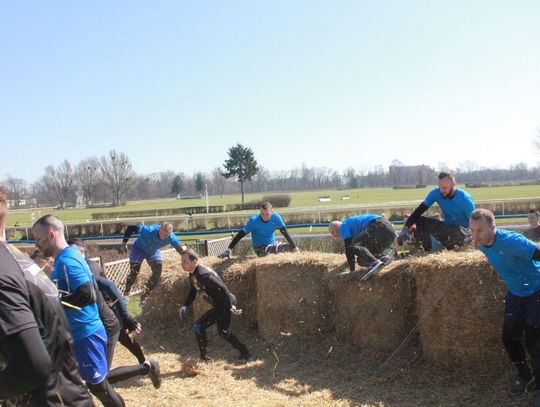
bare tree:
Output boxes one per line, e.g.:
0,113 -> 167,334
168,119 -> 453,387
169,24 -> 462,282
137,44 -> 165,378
3,175 -> 27,208
75,157 -> 101,205
99,150 -> 136,206
211,167 -> 227,196
43,160 -> 76,207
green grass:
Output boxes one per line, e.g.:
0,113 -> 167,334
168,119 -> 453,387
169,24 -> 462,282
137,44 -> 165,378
7,185 -> 540,227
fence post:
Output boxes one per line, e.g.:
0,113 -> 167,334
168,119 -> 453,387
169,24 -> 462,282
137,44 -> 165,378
25,227 -> 29,240
502,202 -> 505,215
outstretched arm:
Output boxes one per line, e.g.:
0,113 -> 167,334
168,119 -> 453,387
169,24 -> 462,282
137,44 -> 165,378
279,227 -> 297,250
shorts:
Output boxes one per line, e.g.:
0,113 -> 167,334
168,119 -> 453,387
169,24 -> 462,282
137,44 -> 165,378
73,325 -> 109,384
129,245 -> 162,263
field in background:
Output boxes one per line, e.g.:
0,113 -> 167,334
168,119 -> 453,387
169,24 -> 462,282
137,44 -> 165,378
7,184 -> 540,226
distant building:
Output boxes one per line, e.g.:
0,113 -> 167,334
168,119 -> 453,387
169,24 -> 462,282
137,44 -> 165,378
388,165 -> 436,187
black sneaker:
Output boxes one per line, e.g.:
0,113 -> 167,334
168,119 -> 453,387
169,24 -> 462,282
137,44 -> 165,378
147,359 -> 161,389
238,353 -> 255,362
360,260 -> 383,281
511,376 -> 534,396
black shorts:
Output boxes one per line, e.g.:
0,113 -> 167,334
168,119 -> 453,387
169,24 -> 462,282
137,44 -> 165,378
504,289 -> 540,327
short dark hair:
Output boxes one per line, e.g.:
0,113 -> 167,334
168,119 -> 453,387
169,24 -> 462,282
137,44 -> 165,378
32,215 -> 64,232
260,201 -> 273,210
470,208 -> 495,226
67,238 -> 84,247
438,172 -> 455,182
182,247 -> 199,261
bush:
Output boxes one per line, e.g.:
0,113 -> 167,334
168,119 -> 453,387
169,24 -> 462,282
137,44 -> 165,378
261,194 -> 292,208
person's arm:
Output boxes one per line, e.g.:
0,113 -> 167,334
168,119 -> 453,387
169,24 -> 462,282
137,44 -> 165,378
404,203 -> 430,228
0,327 -> 52,398
279,227 -> 297,250
531,247 -> 540,261
228,230 -> 246,251
61,281 -> 96,308
343,237 -> 356,271
95,277 -> 135,326
183,284 -> 197,307
122,225 -> 139,243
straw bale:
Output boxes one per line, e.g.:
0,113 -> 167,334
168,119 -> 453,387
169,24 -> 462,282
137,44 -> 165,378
412,251 -> 508,371
255,252 -> 344,339
329,259 -> 417,352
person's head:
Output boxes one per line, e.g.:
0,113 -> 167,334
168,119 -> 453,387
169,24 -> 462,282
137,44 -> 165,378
259,201 -> 273,222
180,248 -> 199,273
30,248 -> 54,276
438,172 -> 457,198
469,208 -> 496,246
0,186 -> 7,240
32,215 -> 67,258
159,222 -> 173,239
528,210 -> 540,228
67,238 -> 86,258
328,221 -> 342,241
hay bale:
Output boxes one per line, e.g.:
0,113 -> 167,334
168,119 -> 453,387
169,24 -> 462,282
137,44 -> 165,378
413,251 -> 508,371
329,260 -> 417,352
256,253 -> 344,339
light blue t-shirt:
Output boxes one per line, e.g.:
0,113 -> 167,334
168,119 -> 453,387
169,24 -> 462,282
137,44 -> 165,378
339,214 -> 381,240
133,224 -> 181,255
243,213 -> 286,248
478,228 -> 540,297
52,246 -> 103,341
423,187 -> 475,227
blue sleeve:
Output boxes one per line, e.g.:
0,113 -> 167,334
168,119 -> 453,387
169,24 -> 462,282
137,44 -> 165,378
273,213 -> 286,229
462,193 -> 476,218
243,217 -> 256,234
137,225 -> 144,234
55,258 -> 91,293
422,188 -> 439,207
169,233 -> 181,247
510,234 -> 538,260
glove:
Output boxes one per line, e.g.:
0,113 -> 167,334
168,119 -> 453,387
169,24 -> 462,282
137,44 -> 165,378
218,249 -> 231,259
292,247 -> 300,253
178,305 -> 188,319
230,304 -> 243,316
118,243 -> 128,254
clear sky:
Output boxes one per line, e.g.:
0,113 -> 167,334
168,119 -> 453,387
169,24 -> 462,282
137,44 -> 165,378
2,1 -> 540,183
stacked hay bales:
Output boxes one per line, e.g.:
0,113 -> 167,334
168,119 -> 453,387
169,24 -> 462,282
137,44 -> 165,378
329,260 -> 417,352
413,251 -> 508,371
255,253 -> 344,340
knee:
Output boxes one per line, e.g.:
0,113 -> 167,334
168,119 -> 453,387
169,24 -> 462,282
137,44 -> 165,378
149,261 -> 162,273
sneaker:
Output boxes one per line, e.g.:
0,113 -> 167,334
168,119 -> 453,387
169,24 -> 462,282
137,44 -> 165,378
533,390 -> 540,407
380,249 -> 396,266
360,260 -> 383,282
238,353 -> 255,362
511,375 -> 534,396
147,359 -> 161,389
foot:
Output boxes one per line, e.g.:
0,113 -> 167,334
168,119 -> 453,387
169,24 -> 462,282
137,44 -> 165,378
238,353 -> 255,362
146,359 -> 161,389
360,260 -> 383,281
511,375 -> 534,396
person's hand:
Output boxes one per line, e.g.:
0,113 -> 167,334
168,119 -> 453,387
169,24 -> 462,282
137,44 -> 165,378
178,305 -> 188,319
218,249 -> 231,259
133,322 -> 142,335
407,224 -> 417,234
118,243 -> 128,254
230,305 -> 243,316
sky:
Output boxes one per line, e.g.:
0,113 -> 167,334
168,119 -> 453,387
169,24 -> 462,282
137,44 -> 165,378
2,1 -> 540,183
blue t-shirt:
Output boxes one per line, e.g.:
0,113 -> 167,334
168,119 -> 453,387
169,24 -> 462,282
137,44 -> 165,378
339,214 -> 381,240
243,213 -> 286,248
423,187 -> 475,227
52,246 -> 103,341
478,228 -> 540,297
133,224 -> 181,255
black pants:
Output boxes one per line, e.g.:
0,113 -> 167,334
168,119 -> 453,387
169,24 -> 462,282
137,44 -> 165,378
346,218 -> 395,270
118,330 -> 146,365
124,260 -> 162,297
193,304 -> 249,360
502,290 -> 540,389
254,242 -> 293,257
105,330 -> 150,385
413,217 -> 471,252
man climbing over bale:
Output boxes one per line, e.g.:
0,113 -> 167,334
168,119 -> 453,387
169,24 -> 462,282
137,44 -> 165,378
178,248 -> 254,363
218,201 -> 299,258
119,221 -> 186,306
398,172 -> 475,252
328,214 -> 396,279
470,208 -> 540,406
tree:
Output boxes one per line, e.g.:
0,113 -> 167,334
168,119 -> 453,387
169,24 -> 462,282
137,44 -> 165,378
222,143 -> 259,203
194,173 -> 205,195
211,167 -> 227,196
171,175 -> 185,196
99,150 -> 136,206
43,160 -> 76,207
3,175 -> 27,208
75,157 -> 101,205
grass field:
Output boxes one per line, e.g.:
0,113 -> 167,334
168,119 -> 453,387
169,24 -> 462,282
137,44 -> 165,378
7,184 -> 540,226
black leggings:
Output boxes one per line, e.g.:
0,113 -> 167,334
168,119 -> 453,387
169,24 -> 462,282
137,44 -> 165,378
118,330 -> 146,365
105,330 -> 150,385
502,322 -> 540,388
124,260 -> 163,297
193,305 -> 249,359
346,218 -> 395,270
87,380 -> 125,407
413,217 -> 471,251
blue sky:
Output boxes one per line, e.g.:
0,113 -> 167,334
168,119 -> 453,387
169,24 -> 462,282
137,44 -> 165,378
2,1 -> 540,182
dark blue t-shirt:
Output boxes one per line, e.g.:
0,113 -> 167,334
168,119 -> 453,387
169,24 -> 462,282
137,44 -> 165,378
423,187 -> 475,227
478,228 -> 540,297
243,213 -> 286,247
52,246 -> 103,341
339,214 -> 381,240
133,224 -> 181,255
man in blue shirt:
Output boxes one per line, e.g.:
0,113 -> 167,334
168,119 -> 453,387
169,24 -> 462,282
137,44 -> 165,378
32,215 -> 125,407
119,222 -> 185,302
329,214 -> 396,279
471,208 -> 540,406
218,202 -> 299,258
400,172 -> 475,252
